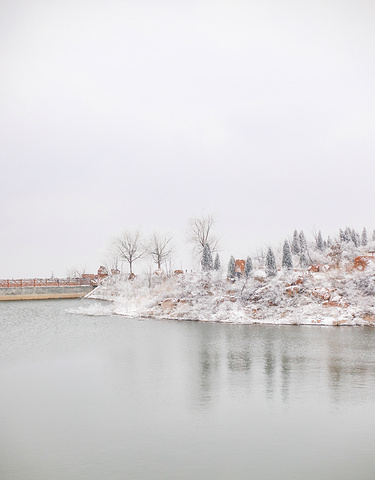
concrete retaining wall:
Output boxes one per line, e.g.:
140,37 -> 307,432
0,285 -> 94,301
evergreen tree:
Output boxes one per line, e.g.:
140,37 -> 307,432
362,228 -> 368,246
351,229 -> 359,246
214,253 -> 221,271
355,233 -> 361,247
344,227 -> 351,243
244,256 -> 253,278
339,229 -> 345,243
316,231 -> 323,251
373,230 -> 375,242
227,256 -> 236,279
327,236 -> 332,247
300,251 -> 309,268
282,240 -> 293,270
201,243 -> 213,271
299,231 -> 307,252
265,248 -> 277,277
291,230 -> 300,254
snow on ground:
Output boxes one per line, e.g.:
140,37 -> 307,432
81,266 -> 375,326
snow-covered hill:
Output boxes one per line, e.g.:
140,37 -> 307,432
83,263 -> 375,326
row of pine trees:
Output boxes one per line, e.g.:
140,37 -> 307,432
201,227 -> 374,279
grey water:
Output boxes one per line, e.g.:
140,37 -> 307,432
1,300 -> 375,480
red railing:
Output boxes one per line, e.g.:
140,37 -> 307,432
0,278 -> 93,288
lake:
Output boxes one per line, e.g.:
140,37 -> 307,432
1,299 -> 375,479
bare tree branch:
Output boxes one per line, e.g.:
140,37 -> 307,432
104,239 -> 121,274
115,229 -> 144,274
146,232 -> 174,270
188,214 -> 219,255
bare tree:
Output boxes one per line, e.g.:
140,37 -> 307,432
188,214 -> 219,255
104,239 -> 121,274
115,229 -> 144,274
146,232 -> 174,270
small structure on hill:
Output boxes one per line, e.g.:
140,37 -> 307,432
235,259 -> 245,278
97,266 -> 109,279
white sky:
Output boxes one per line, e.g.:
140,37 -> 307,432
1,0 -> 375,278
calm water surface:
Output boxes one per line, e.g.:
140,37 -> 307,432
1,299 -> 375,479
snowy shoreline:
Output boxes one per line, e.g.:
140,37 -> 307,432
77,307 -> 369,327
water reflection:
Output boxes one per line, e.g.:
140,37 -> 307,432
198,343 -> 220,406
2,302 -> 375,480
281,353 -> 290,402
194,324 -> 375,407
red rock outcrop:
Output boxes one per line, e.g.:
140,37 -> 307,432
312,288 -> 349,308
308,264 -> 330,273
353,256 -> 375,271
312,287 -> 334,302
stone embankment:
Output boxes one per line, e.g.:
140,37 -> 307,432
0,285 -> 94,301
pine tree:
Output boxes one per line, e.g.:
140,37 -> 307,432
351,229 -> 359,247
201,243 -> 213,271
344,227 -> 351,243
327,236 -> 332,247
227,256 -> 236,279
362,228 -> 368,246
265,248 -> 277,277
339,229 -> 345,243
299,231 -> 307,252
300,251 -> 309,268
282,241 -> 293,270
373,230 -> 375,242
316,231 -> 323,251
244,256 -> 253,278
355,233 -> 361,247
291,230 -> 300,255
214,253 -> 221,271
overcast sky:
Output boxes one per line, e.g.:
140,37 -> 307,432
1,0 -> 375,278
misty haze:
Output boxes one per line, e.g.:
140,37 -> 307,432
1,1 -> 375,479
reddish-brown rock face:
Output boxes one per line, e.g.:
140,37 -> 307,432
353,256 -> 375,271
323,298 -> 349,308
312,287 -> 332,301
308,264 -> 330,273
235,260 -> 245,274
308,265 -> 320,273
174,270 -> 184,275
284,285 -> 302,296
160,298 -> 176,312
312,288 -> 349,308
128,273 -> 136,280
